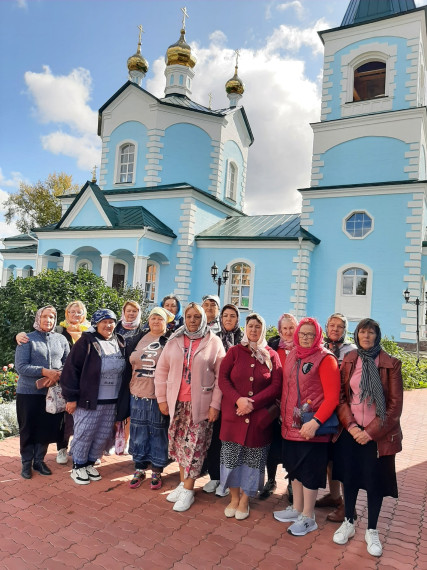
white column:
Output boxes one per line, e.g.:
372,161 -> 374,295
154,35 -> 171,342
2,267 -> 12,284
15,268 -> 24,278
133,255 -> 149,288
35,254 -> 48,275
100,255 -> 115,287
62,254 -> 77,273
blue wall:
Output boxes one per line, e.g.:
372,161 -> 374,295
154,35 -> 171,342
104,121 -> 148,189
220,140 -> 244,206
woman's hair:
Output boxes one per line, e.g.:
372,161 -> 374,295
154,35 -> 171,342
122,300 -> 141,311
356,317 -> 381,336
65,300 -> 87,316
246,314 -> 263,326
161,294 -> 179,306
185,301 -> 203,316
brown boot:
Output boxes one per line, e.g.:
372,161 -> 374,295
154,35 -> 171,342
327,501 -> 358,523
315,493 -> 343,509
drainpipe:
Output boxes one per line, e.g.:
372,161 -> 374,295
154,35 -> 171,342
296,237 -> 303,320
134,230 -> 146,286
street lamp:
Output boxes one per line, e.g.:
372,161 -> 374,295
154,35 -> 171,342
403,288 -> 427,364
211,261 -> 229,297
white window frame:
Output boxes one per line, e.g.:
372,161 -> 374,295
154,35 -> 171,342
225,258 -> 255,312
343,210 -> 374,240
225,161 -> 238,202
115,140 -> 138,185
145,261 -> 159,304
335,263 -> 372,322
77,259 -> 93,271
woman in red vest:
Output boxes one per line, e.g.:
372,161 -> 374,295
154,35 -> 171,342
274,317 -> 340,536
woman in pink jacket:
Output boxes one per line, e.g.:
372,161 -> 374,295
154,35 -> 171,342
155,302 -> 225,512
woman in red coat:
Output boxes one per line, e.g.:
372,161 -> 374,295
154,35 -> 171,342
219,313 -> 282,520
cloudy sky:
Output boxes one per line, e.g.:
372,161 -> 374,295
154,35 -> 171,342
1,0 -> 426,239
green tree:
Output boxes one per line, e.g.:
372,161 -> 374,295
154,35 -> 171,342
3,172 -> 80,234
0,268 -> 149,364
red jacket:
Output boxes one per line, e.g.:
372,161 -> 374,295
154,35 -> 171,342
219,344 -> 282,447
281,347 -> 340,443
335,349 -> 403,457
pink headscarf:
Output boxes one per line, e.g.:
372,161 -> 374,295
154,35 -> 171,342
293,317 -> 324,359
278,313 -> 298,351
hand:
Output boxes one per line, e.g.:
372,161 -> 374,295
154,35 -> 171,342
65,402 -> 77,414
208,407 -> 219,423
236,397 -> 254,416
42,369 -> 61,382
16,332 -> 29,345
299,418 -> 319,440
348,426 -> 361,438
353,429 -> 371,445
158,402 -> 169,416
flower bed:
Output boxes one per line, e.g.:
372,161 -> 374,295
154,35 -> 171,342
0,364 -> 18,403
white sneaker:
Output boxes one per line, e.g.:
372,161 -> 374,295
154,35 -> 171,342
333,518 -> 355,545
273,506 -> 301,522
56,448 -> 68,465
166,482 -> 184,503
173,488 -> 195,512
85,465 -> 102,481
215,486 -> 230,497
203,479 -> 220,493
71,467 -> 90,485
287,514 -> 318,536
365,529 -> 382,557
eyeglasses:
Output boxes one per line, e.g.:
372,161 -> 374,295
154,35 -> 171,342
298,332 -> 315,339
69,310 -> 84,316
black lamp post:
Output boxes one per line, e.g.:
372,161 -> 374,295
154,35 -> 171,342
211,261 -> 229,297
403,288 -> 427,364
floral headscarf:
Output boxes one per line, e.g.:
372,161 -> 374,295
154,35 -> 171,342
241,313 -> 272,371
91,308 -> 117,326
293,317 -> 324,359
120,300 -> 141,330
33,305 -> 57,333
278,313 -> 298,351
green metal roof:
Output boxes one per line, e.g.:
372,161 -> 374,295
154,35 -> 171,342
3,233 -> 37,242
341,0 -> 416,26
0,244 -> 37,254
196,214 -> 320,244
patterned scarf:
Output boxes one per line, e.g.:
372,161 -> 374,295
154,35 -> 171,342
324,313 -> 348,358
169,303 -> 209,341
241,313 -> 272,371
218,304 -> 243,352
354,322 -> 386,422
120,301 -> 141,330
277,313 -> 298,351
33,305 -> 57,333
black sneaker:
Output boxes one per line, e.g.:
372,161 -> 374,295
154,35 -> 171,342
259,478 -> 277,500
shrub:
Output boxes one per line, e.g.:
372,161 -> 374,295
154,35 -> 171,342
381,336 -> 427,390
0,364 -> 18,403
0,269 -> 150,364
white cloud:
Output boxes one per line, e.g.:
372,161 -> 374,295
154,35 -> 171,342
15,0 -> 27,9
277,1 -> 305,20
147,20 -> 325,214
265,18 -> 328,56
0,188 -> 18,239
0,168 -> 26,189
41,132 -> 100,172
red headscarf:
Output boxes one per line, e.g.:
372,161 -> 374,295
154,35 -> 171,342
293,317 -> 324,359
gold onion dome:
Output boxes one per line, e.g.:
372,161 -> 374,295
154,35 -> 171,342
127,48 -> 149,75
225,66 -> 244,95
166,28 -> 196,68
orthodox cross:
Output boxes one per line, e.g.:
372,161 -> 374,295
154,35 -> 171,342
138,25 -> 144,44
91,165 -> 97,183
234,49 -> 240,68
181,6 -> 189,29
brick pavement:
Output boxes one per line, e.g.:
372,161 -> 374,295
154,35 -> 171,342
0,389 -> 426,569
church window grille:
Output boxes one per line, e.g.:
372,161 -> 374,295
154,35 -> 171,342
345,212 -> 373,238
226,162 -> 237,201
342,268 -> 368,296
119,144 -> 135,183
230,262 -> 251,308
145,263 -> 157,303
353,61 -> 386,101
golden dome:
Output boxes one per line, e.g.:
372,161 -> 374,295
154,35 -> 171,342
225,66 -> 244,95
166,28 -> 196,68
127,50 -> 149,75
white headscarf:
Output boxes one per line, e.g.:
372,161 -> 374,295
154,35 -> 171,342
169,302 -> 209,341
241,312 -> 272,371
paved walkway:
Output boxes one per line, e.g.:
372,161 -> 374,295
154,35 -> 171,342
0,389 -> 426,569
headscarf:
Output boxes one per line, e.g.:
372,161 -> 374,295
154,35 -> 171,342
241,313 -> 272,371
324,312 -> 349,358
91,309 -> 117,327
161,295 -> 183,320
170,302 -> 209,341
120,300 -> 141,330
33,305 -> 57,333
293,317 -> 324,359
60,301 -> 90,342
354,318 -> 386,422
202,294 -> 221,329
219,304 -> 243,352
148,307 -> 174,324
278,313 -> 298,351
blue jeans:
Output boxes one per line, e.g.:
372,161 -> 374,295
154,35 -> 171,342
129,396 -> 169,470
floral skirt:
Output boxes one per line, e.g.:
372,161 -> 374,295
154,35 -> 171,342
168,401 -> 213,480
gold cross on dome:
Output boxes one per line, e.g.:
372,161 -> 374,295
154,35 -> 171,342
138,25 -> 144,44
234,49 -> 241,68
181,6 -> 189,29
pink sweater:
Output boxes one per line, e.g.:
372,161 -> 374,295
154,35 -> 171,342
154,330 -> 225,424
347,356 -> 378,437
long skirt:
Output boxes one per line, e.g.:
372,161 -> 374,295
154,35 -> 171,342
220,441 -> 269,498
282,440 -> 329,490
168,401 -> 213,479
70,404 -> 116,465
332,429 -> 398,498
129,396 -> 169,470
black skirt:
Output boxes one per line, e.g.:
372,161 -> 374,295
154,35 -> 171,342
16,393 -> 65,446
282,439 -> 329,490
332,428 -> 398,498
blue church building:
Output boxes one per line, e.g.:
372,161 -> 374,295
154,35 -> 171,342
2,0 -> 427,344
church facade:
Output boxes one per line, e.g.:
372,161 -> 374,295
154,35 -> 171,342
2,0 -> 427,343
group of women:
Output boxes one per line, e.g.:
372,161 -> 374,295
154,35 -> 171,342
14,296 -> 403,558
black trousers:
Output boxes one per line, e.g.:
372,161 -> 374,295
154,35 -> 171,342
203,415 -> 222,480
16,394 -> 62,463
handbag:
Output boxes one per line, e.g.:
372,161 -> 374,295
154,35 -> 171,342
46,384 -> 66,414
114,421 -> 126,455
296,364 -> 338,435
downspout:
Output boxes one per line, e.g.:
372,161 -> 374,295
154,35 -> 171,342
296,237 -> 303,320
134,229 -> 147,287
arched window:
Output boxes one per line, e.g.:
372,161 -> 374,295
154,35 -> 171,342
119,143 -> 135,183
342,268 -> 368,296
230,262 -> 252,308
145,263 -> 157,303
353,61 -> 386,101
226,162 -> 237,201
112,262 -> 126,290
77,259 -> 93,271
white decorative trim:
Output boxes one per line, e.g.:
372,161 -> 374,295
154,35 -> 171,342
335,262 -> 373,321
224,258 -> 255,311
76,258 -> 93,271
61,187 -> 112,228
342,209 -> 374,240
113,139 -> 138,186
